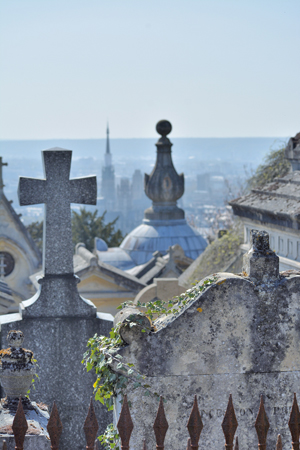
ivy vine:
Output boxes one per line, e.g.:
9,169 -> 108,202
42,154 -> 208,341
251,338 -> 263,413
82,277 -> 217,450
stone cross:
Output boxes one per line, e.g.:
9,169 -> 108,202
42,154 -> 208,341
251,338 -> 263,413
0,157 -> 8,192
0,148 -> 112,450
18,148 -> 97,276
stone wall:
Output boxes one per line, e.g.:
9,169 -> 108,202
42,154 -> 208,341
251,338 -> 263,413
114,230 -> 300,450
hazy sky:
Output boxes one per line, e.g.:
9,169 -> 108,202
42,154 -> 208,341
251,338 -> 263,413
0,0 -> 299,139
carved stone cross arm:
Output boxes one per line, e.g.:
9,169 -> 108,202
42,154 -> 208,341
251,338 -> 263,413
69,177 -> 97,205
18,148 -> 97,276
18,178 -> 46,205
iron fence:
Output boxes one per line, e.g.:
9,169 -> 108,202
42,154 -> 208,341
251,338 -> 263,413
2,393 -> 300,449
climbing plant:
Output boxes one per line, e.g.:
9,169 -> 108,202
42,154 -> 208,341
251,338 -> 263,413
82,277 -> 217,450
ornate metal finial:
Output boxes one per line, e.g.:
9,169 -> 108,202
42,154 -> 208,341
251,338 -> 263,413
187,395 -> 203,450
144,120 -> 184,222
0,331 -> 35,399
47,402 -> 63,450
153,397 -> 169,450
222,394 -> 238,450
83,397 -> 99,450
117,395 -> 134,450
12,397 -> 28,449
255,395 -> 270,450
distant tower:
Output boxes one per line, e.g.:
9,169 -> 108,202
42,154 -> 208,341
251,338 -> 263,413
101,123 -> 116,210
120,120 -> 208,264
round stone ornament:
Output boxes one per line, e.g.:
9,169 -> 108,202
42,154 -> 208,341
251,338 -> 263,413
156,120 -> 172,136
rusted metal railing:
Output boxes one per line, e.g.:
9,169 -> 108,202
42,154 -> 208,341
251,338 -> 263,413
115,393 -> 300,450
47,401 -> 63,450
6,392 -> 300,449
117,394 -> 133,450
12,398 -> 28,450
222,394 -> 238,450
255,395 -> 270,450
84,398 -> 99,450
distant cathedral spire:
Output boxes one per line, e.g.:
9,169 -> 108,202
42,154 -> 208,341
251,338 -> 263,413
101,123 -> 115,209
105,123 -> 112,167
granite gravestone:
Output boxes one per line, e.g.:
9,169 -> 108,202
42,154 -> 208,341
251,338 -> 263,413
0,149 -> 113,450
114,230 -> 300,450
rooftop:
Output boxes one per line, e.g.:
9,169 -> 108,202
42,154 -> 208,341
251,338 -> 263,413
230,131 -> 300,229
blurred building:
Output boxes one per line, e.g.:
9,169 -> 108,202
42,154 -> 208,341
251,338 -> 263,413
132,169 -> 143,201
230,131 -> 300,272
0,157 -> 42,306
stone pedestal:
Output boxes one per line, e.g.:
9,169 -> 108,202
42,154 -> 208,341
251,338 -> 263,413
0,331 -> 50,449
0,306 -> 112,450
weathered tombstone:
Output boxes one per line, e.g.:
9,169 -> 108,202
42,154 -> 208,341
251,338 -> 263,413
0,149 -> 113,449
114,229 -> 300,450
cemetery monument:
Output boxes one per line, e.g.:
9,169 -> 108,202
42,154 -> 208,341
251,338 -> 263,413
0,148 -> 113,450
114,229 -> 300,450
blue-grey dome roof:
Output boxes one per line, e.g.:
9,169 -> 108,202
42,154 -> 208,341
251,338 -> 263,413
96,247 -> 136,270
120,219 -> 207,266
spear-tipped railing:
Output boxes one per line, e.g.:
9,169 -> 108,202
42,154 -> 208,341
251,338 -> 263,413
7,393 -> 300,449
12,397 -> 28,450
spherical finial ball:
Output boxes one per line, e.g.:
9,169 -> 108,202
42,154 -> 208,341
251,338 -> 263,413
7,330 -> 24,348
156,120 -> 172,137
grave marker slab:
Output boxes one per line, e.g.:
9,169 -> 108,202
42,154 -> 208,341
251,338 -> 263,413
0,148 -> 113,450
114,230 -> 300,450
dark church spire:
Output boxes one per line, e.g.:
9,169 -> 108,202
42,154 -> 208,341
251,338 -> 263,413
106,123 -> 110,155
102,123 -> 115,208
144,120 -> 185,221
105,123 -> 112,167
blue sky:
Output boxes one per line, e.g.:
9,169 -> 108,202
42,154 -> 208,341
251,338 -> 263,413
0,0 -> 299,139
